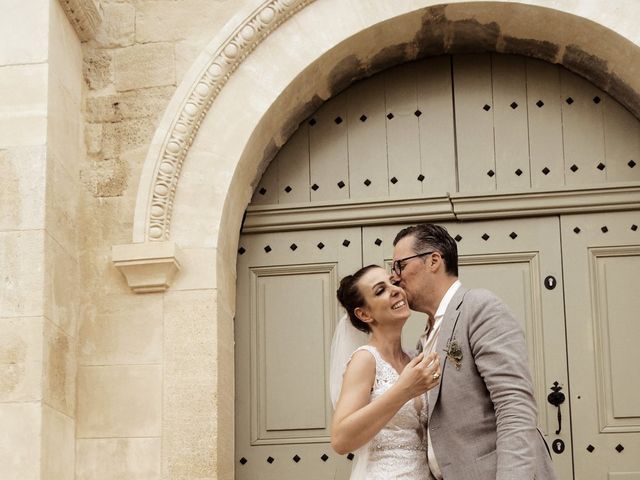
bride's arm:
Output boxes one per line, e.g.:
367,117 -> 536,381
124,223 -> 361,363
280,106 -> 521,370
331,350 -> 439,454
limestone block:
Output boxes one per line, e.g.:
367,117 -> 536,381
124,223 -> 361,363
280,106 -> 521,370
76,438 -> 161,480
0,402 -> 41,480
45,157 -> 80,257
83,49 -> 113,91
171,248 -> 217,291
84,122 -> 103,154
101,118 -> 158,159
49,0 -> 83,96
43,319 -> 76,418
174,39 -> 203,84
0,317 -> 44,402
135,0 -> 236,44
0,146 -> 46,232
0,0 -> 48,65
95,3 -> 135,48
214,306 -> 234,479
168,150 -> 227,247
162,289 -> 217,478
81,157 -> 129,197
41,405 -> 74,480
77,364 -> 162,438
0,230 -> 45,317
114,42 -> 175,92
85,86 -> 174,123
0,63 -> 48,147
47,79 -> 82,176
79,245 -> 131,297
44,234 -> 80,336
78,292 -> 162,365
81,194 -> 135,248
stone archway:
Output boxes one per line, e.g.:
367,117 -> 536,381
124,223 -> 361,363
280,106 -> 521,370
112,1 -> 640,476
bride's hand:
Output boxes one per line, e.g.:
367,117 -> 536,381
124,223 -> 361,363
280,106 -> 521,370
395,352 -> 441,400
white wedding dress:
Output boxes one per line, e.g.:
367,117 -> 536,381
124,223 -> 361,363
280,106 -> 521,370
351,345 -> 430,479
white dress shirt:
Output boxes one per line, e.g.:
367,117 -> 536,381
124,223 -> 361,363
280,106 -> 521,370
420,280 -> 461,480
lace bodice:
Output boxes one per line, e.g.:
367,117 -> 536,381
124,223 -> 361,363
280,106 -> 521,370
352,345 -> 430,479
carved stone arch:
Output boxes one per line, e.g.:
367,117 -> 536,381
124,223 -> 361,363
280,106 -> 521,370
112,3 -> 640,475
129,0 -> 640,247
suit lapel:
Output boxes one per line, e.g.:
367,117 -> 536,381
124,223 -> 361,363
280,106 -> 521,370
428,286 -> 468,420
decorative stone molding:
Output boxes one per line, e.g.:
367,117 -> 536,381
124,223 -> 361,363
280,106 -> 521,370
112,242 -> 182,293
144,0 -> 315,242
58,0 -> 102,42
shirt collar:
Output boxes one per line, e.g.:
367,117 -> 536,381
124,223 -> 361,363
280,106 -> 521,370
434,280 -> 462,320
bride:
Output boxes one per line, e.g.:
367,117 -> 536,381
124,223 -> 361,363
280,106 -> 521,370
330,265 -> 442,479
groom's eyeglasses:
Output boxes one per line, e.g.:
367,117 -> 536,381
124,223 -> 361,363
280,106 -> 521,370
391,251 -> 434,276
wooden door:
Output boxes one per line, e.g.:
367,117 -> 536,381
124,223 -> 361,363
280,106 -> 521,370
235,228 -> 361,480
561,211 -> 640,479
363,217 -> 573,478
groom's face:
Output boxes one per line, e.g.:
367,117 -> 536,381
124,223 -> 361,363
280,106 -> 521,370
391,235 -> 430,312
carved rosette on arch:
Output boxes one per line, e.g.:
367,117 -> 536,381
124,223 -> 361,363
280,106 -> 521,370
147,0 -> 316,242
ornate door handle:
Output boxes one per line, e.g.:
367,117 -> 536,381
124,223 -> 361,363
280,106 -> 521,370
547,381 -> 565,435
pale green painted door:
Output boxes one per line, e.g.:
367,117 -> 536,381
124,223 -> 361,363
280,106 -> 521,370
561,211 -> 640,479
363,217 -> 573,479
235,228 -> 361,480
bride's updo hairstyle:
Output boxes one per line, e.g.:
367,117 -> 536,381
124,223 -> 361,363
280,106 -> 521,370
336,264 -> 380,334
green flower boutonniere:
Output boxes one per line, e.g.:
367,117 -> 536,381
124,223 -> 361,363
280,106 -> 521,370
444,338 -> 463,370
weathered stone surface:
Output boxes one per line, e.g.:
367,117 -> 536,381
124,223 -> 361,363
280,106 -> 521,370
44,234 -> 80,337
85,86 -> 174,123
0,63 -> 48,148
41,405 -> 74,480
0,0 -> 48,65
95,3 -> 135,48
135,0 -> 236,44
84,123 -> 103,155
114,42 -> 175,92
101,118 -> 158,158
43,319 -> 76,418
81,157 -> 130,197
83,49 -> 114,91
0,403 -> 41,480
76,438 -> 161,480
45,158 -> 80,258
162,290 -> 217,479
0,230 -> 44,318
79,292 -> 162,365
0,317 -> 43,403
563,44 -> 610,90
501,36 -> 559,64
77,364 -> 162,438
0,146 -> 46,232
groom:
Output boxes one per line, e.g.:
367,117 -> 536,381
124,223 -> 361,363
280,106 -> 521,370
391,223 -> 557,480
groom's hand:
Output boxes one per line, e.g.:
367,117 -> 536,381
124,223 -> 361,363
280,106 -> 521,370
396,352 -> 441,400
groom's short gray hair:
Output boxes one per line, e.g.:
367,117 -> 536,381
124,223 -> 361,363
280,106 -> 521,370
393,223 -> 458,277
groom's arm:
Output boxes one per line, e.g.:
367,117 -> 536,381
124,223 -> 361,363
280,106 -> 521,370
467,290 -> 538,480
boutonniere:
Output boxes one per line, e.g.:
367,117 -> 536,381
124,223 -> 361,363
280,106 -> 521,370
444,337 -> 463,370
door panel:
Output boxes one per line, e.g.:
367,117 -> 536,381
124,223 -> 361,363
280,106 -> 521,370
363,217 -> 573,478
236,228 -> 361,479
562,212 -> 640,479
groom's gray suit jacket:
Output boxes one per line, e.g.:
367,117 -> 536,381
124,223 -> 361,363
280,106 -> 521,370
423,287 -> 557,480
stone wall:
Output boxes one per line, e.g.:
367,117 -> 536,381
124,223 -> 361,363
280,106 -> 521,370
77,1 -> 250,479
0,1 -> 82,479
2,1 -> 640,480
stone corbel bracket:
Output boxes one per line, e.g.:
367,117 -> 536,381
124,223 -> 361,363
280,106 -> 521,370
112,242 -> 182,293
58,0 -> 103,42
